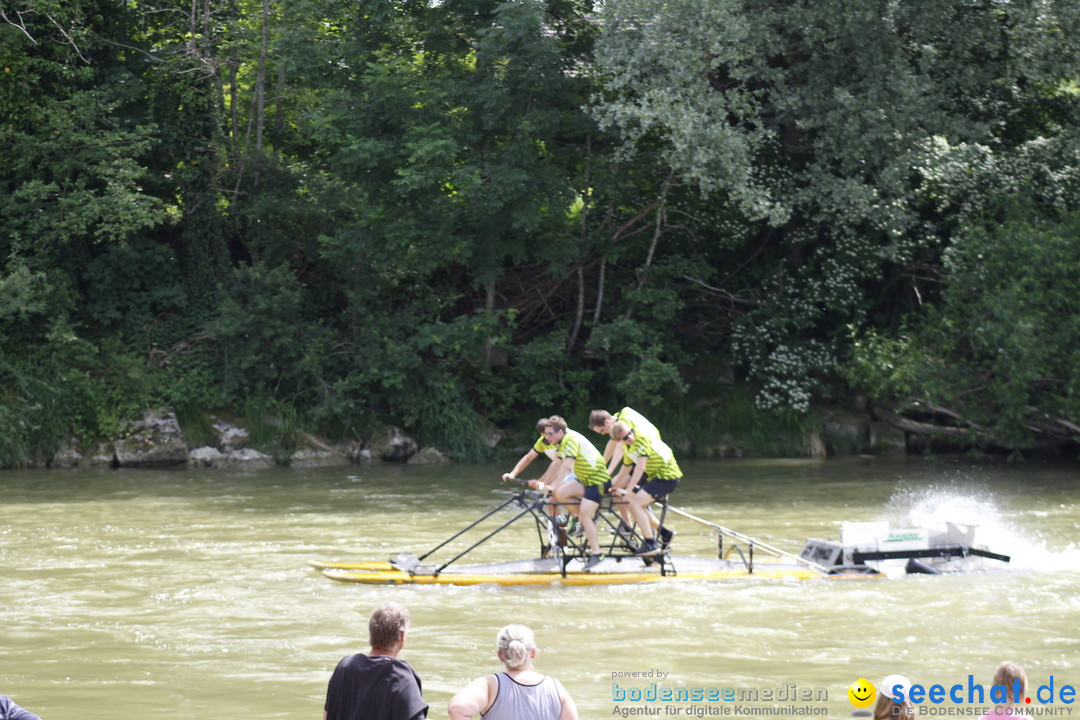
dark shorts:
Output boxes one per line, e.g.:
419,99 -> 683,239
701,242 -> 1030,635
583,481 -> 611,504
638,477 -> 680,501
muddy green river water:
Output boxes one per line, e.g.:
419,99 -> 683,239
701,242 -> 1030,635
2,456 -> 1078,719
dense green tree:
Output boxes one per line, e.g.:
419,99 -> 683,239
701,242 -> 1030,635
848,201 -> 1080,451
593,0 -> 1080,421
1,0 -> 169,329
3,0 -> 1079,465
259,0 -> 610,445
0,0 -> 171,460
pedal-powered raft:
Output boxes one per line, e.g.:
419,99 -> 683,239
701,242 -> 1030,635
309,481 -> 1010,586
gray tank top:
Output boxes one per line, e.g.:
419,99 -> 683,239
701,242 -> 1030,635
483,672 -> 562,720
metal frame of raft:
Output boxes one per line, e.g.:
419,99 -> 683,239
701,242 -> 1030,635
309,482 -> 876,586
385,482 -> 685,578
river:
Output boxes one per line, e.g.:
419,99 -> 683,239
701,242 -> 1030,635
1,456 -> 1078,719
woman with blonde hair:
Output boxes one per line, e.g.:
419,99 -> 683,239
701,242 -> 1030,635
447,624 -> 577,720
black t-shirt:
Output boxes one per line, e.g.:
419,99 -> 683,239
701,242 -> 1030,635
324,654 -> 428,720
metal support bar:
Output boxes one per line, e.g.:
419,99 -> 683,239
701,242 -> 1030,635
414,493 -> 524,562
853,545 -> 1010,564
664,504 -> 830,572
433,501 -> 541,574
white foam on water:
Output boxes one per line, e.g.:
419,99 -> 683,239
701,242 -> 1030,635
877,485 -> 1080,572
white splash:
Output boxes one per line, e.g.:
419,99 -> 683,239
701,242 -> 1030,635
878,485 -> 1080,572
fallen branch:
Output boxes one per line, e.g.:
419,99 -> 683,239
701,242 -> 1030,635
872,406 -> 982,440
1055,418 -> 1080,435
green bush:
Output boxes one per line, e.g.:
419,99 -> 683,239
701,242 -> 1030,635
845,201 -> 1080,449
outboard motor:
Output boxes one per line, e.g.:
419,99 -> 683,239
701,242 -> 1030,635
905,558 -> 941,575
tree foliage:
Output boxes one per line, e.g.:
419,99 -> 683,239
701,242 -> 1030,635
1,0 -> 1079,465
849,201 -> 1080,449
593,0 -> 1080,417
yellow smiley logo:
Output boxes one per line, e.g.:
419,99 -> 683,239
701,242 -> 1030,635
848,678 -> 876,708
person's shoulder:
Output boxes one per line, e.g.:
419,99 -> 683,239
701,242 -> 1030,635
621,407 -> 660,435
337,652 -> 369,666
336,653 -> 405,675
330,653 -> 368,678
397,656 -> 421,672
652,434 -> 674,453
549,676 -> 577,710
388,660 -> 428,709
387,656 -> 423,680
331,653 -> 357,670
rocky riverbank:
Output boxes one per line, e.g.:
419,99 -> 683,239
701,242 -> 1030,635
45,407 -> 454,471
26,403 -> 922,472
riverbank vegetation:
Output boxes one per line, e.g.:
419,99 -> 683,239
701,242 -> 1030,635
2,0 -> 1079,468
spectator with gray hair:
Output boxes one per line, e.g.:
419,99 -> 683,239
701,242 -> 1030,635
324,602 -> 428,720
447,624 -> 577,720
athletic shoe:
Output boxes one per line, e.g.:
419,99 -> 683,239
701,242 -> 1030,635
659,526 -> 676,548
583,553 -> 605,570
614,522 -> 639,552
635,538 -> 663,556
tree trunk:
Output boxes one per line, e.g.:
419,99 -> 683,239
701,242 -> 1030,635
254,0 -> 271,151
623,171 -> 677,320
566,265 -> 585,357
